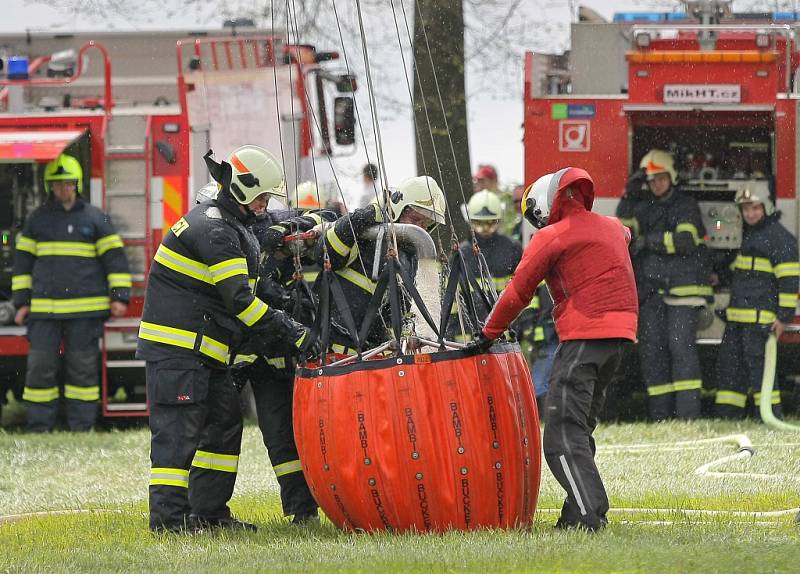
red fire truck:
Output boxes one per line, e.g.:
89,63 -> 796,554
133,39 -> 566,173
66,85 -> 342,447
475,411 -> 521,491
0,27 -> 356,420
523,1 -> 800,413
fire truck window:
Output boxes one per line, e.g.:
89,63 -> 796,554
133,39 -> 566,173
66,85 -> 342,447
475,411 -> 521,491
632,125 -> 772,181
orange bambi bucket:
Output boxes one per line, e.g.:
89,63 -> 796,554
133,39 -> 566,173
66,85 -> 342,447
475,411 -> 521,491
293,343 -> 541,532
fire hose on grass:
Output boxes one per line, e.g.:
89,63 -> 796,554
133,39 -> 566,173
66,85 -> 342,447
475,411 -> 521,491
759,334 -> 800,432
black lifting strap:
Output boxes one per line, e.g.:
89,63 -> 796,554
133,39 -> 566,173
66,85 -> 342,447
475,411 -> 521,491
456,249 -> 482,329
386,256 -> 404,350
394,255 -> 440,340
438,252 -> 464,341
310,269 -> 330,365
463,251 -> 495,314
329,272 -> 361,352
475,250 -> 498,307
356,265 -> 391,352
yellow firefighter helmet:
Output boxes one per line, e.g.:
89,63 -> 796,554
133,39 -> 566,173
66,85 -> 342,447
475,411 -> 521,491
43,154 -> 83,195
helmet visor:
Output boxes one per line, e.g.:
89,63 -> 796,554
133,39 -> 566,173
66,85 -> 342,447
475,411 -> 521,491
407,205 -> 444,231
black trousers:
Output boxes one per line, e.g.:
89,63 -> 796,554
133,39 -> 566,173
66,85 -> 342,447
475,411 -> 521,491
147,358 -> 243,531
638,296 -> 702,421
715,322 -> 781,419
543,339 -> 628,530
240,358 -> 317,517
23,317 -> 102,432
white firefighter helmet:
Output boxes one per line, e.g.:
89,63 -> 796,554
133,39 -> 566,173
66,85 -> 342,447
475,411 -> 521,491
521,167 -> 594,229
387,175 -> 447,226
195,181 -> 219,204
294,180 -> 322,210
226,145 -> 286,205
735,184 -> 775,215
640,149 -> 678,184
466,190 -> 503,222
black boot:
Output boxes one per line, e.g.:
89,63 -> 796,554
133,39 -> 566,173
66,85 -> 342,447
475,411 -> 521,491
292,509 -> 320,525
191,514 -> 257,532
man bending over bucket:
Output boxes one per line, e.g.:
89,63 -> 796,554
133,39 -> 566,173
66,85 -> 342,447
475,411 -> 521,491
469,167 -> 638,531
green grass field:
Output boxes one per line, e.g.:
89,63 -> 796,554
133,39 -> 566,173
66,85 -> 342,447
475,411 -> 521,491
1,414 -> 799,573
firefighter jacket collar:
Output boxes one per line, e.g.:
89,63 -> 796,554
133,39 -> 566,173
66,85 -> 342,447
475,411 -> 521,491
46,196 -> 86,213
214,192 -> 255,226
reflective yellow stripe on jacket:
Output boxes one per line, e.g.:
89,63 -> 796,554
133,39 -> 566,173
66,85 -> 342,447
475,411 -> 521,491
11,274 -> 32,291
733,255 -> 774,274
237,297 -> 269,327
138,320 -> 230,364
675,223 -> 703,245
326,227 -> 350,257
107,273 -> 133,288
153,244 -> 213,284
725,308 -> 777,324
209,258 -> 248,283
336,267 -> 376,294
37,241 -> 96,258
774,261 -> 800,279
31,296 -> 110,314
96,234 -> 125,256
16,234 -> 37,255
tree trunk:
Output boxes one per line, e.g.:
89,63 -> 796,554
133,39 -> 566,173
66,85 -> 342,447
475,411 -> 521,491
413,0 -> 471,238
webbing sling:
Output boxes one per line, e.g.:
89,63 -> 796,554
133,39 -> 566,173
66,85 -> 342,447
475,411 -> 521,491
329,271 -> 362,351
438,253 -> 464,342
357,265 -> 391,351
386,256 -> 404,351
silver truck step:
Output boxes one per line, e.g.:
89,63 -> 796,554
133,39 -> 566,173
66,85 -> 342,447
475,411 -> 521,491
106,360 -> 145,368
105,402 -> 148,412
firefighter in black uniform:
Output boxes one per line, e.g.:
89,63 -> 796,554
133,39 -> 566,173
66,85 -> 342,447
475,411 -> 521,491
235,205 -> 338,525
715,186 -> 799,418
319,176 -> 447,351
12,154 -> 130,432
449,190 -> 522,339
626,150 -> 711,421
137,145 -> 310,533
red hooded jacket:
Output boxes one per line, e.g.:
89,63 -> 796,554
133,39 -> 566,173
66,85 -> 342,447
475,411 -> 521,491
483,168 -> 638,342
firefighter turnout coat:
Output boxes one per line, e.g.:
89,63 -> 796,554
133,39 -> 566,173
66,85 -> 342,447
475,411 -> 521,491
726,213 -> 799,326
12,198 -> 131,318
319,204 -> 416,349
631,187 -> 711,302
136,199 -> 306,367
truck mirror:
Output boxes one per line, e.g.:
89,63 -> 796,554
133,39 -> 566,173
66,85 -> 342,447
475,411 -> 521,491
334,96 -> 355,146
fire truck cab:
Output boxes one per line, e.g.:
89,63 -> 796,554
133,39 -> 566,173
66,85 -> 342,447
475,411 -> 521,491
523,1 -> 800,413
0,26 -> 356,420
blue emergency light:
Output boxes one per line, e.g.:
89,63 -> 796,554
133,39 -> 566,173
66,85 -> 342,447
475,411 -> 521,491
613,12 -> 689,23
7,57 -> 29,80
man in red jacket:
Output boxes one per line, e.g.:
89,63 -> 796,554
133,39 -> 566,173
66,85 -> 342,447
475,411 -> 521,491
471,167 -> 638,531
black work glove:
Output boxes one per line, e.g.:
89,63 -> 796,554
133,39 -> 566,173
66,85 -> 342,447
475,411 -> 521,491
293,326 -> 320,358
624,168 -> 647,200
259,224 -> 291,252
465,332 -> 494,354
349,204 -> 384,235
230,364 -> 252,393
629,235 -> 647,257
